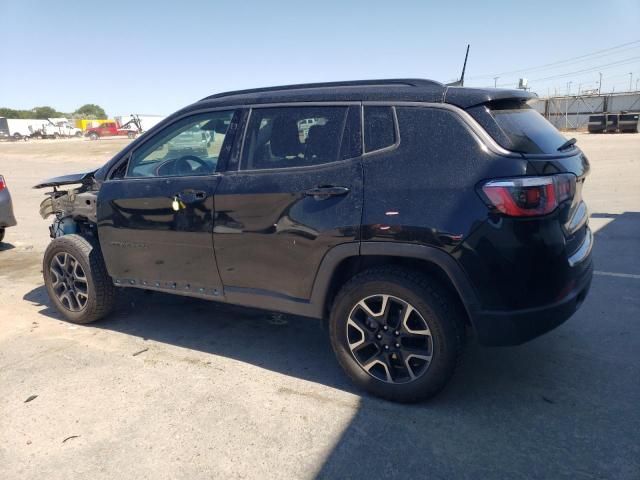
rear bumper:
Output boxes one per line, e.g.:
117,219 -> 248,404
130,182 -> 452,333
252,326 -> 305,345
471,257 -> 593,346
0,189 -> 17,228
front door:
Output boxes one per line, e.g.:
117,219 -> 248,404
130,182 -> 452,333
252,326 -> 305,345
97,109 -> 238,297
214,104 -> 363,302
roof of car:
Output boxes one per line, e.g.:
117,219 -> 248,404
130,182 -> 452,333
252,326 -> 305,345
193,79 -> 536,110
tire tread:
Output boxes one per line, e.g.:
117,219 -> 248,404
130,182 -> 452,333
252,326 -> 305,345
330,266 -> 465,402
43,234 -> 115,324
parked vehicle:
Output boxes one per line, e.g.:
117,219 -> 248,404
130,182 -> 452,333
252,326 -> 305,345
0,118 -> 45,140
41,118 -> 83,138
0,118 -> 9,140
35,79 -> 593,402
0,175 -> 17,243
86,121 -> 138,140
114,114 -> 166,135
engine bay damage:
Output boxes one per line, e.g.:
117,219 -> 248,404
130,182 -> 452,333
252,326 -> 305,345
36,171 -> 99,239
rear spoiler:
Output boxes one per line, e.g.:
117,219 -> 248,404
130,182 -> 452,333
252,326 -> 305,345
444,87 -> 537,109
34,170 -> 96,189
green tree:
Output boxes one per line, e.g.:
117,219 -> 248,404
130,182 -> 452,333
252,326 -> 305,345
0,108 -> 21,118
73,104 -> 107,120
32,106 -> 63,119
0,108 -> 35,119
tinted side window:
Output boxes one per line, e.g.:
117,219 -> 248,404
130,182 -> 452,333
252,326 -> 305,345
241,106 -> 353,170
126,110 -> 235,178
364,106 -> 396,152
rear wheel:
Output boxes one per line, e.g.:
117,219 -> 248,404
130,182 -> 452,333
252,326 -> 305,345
127,131 -> 136,139
43,235 -> 116,324
0,228 -> 5,243
329,267 -> 464,402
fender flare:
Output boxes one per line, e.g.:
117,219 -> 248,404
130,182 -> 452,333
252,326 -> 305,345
309,241 -> 481,321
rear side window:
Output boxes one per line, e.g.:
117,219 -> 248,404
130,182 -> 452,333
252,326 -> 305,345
364,106 -> 396,152
475,101 -> 570,154
241,106 -> 359,170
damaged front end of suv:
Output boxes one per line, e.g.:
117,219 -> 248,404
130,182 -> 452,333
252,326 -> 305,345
35,171 -> 100,238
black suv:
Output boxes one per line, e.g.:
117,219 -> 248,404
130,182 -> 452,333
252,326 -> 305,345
36,79 -> 593,402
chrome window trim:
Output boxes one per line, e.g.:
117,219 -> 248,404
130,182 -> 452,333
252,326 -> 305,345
362,100 -> 518,157
106,99 -> 521,180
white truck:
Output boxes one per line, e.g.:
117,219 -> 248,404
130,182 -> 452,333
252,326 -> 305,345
40,118 -> 83,138
1,118 -> 46,140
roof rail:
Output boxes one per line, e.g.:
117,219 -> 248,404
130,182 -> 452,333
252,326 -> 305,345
201,78 -> 444,101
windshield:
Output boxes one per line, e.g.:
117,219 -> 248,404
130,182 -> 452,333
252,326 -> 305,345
489,106 -> 570,154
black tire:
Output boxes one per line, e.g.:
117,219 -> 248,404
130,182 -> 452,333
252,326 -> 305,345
127,131 -> 136,139
0,228 -> 5,243
12,133 -> 21,140
329,267 -> 464,403
75,131 -> 83,137
43,234 -> 116,324
89,132 -> 99,141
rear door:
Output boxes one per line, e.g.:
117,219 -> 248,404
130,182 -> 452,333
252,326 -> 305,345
214,104 -> 363,302
97,109 -> 240,296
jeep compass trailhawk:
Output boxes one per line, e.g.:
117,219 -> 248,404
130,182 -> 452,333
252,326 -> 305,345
35,79 -> 593,402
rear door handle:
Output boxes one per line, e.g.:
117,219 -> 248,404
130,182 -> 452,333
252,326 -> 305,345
304,186 -> 350,200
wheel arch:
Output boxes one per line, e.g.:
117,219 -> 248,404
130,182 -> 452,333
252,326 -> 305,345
310,242 -> 481,326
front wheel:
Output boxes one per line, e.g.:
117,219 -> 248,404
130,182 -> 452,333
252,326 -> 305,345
88,132 -> 99,141
329,267 -> 464,402
43,235 -> 116,324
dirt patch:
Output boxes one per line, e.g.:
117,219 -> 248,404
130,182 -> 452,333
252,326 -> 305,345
0,248 -> 43,281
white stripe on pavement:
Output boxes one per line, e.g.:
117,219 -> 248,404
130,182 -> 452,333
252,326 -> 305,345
594,270 -> 640,280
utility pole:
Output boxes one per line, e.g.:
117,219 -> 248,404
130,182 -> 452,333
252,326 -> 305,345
494,77 -> 499,88
636,78 -> 639,91
565,82 -> 571,130
630,72 -> 633,92
598,72 -> 602,94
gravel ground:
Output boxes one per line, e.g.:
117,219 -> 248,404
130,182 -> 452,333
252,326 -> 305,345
0,133 -> 638,479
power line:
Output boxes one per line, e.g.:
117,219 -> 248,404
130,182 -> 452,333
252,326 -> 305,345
468,39 -> 640,80
495,57 -> 640,87
530,57 -> 640,82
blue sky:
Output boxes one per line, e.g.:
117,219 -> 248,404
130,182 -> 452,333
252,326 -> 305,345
1,0 -> 639,117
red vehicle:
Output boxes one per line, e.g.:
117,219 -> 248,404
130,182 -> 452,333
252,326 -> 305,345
86,121 -> 137,140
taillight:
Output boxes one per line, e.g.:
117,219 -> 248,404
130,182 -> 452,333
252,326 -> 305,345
480,174 -> 576,217
0,175 -> 6,192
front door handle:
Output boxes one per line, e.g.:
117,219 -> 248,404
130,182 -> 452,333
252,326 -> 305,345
177,189 -> 207,203
304,186 -> 350,200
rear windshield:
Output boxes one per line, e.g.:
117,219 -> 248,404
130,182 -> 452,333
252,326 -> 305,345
474,102 -> 567,153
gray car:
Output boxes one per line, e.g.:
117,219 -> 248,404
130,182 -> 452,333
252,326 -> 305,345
0,175 -> 17,242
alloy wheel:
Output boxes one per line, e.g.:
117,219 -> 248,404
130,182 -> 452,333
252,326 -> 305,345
347,294 -> 434,384
49,252 -> 89,312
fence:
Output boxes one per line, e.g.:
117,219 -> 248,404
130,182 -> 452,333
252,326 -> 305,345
531,92 -> 640,130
